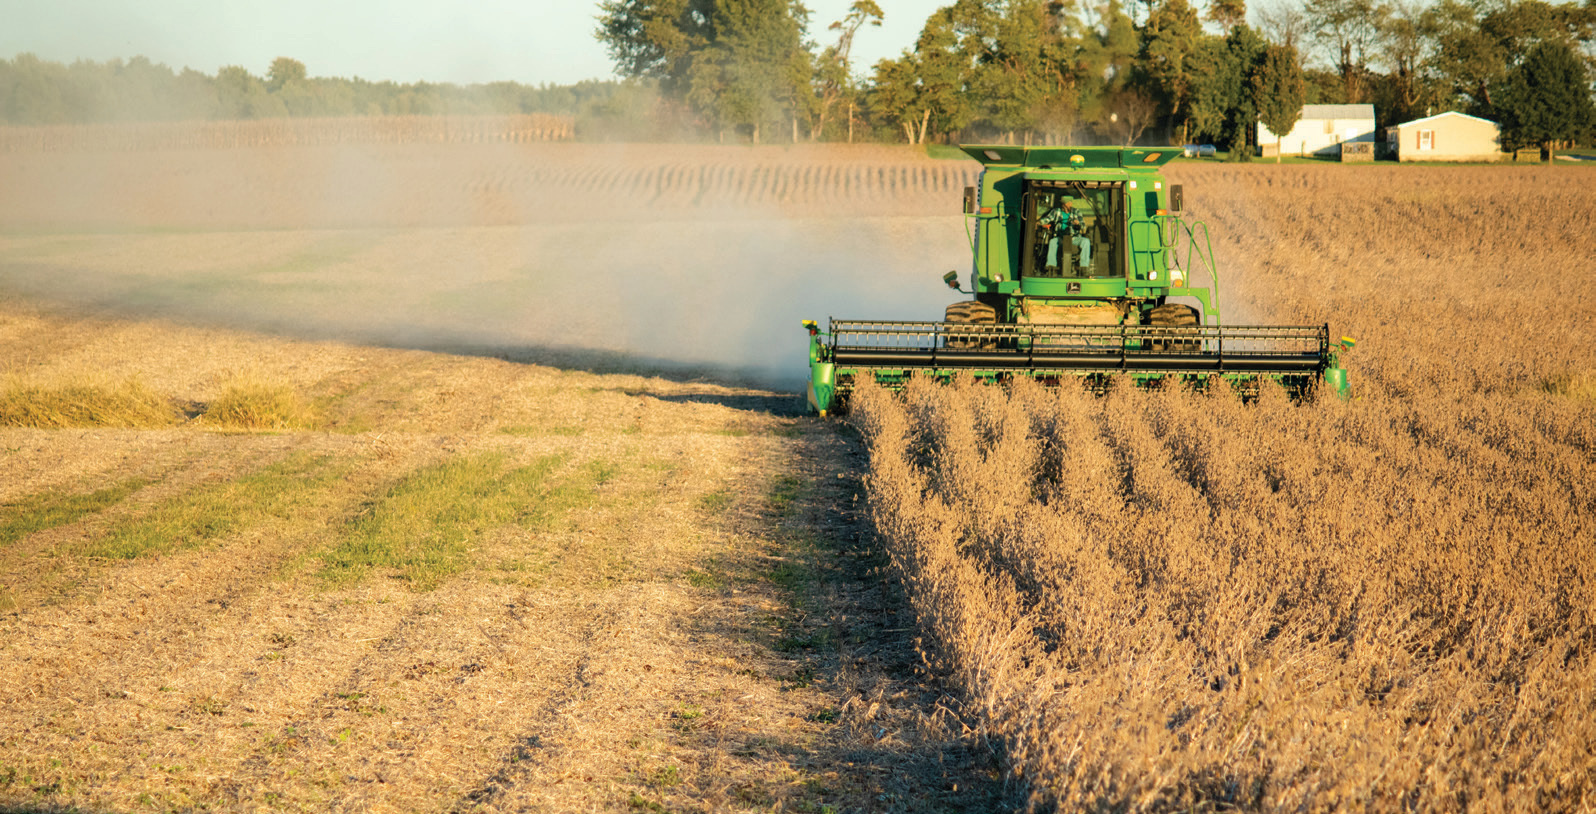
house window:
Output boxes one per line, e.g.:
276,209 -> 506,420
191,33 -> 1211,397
1418,130 -> 1434,150
1324,119 -> 1335,134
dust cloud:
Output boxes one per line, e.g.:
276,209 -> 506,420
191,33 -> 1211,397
0,140 -> 976,391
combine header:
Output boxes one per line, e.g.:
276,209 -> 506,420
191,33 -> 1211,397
803,145 -> 1352,414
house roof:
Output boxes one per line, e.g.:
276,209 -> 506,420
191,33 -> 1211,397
1302,104 -> 1375,120
1393,110 -> 1498,128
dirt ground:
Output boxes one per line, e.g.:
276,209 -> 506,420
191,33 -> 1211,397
0,142 -> 1010,812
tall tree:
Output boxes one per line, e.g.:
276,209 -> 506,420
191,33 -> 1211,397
711,0 -> 811,143
1499,39 -> 1596,161
1423,0 -> 1502,112
1032,0 -> 1083,142
1207,0 -> 1248,31
1224,25 -> 1268,158
1137,0 -> 1205,143
1372,0 -> 1434,125
596,0 -> 716,98
215,65 -> 286,119
1184,35 -> 1236,142
1255,0 -> 1309,52
266,57 -> 306,93
1305,0 -> 1387,102
1252,43 -> 1306,160
1184,24 -> 1265,155
976,0 -> 1060,141
907,3 -> 983,142
867,54 -> 926,142
1425,0 -> 1596,116
1104,88 -> 1158,143
812,1 -> 884,140
0,53 -> 69,124
1076,0 -> 1141,129
597,0 -> 812,141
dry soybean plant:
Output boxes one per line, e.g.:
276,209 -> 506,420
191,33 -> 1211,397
856,375 -> 1594,812
854,167 -> 1596,812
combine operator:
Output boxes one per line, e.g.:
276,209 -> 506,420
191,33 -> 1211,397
1039,197 -> 1092,276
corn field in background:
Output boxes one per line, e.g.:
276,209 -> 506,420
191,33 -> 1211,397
0,114 -> 574,152
853,168 -> 1596,812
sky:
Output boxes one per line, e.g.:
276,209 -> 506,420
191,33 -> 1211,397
0,1 -> 949,86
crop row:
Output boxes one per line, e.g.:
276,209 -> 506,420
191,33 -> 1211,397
851,166 -> 1596,811
0,114 -> 575,152
855,373 -> 1593,812
461,159 -> 979,210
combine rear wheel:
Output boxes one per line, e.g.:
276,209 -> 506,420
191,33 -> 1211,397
944,300 -> 997,349
1148,303 -> 1200,352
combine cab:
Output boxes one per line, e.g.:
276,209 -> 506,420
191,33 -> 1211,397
803,145 -> 1352,414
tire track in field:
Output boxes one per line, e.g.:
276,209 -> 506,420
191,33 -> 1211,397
446,597 -> 619,813
214,583 -> 636,811
423,419 -> 1013,813
0,440 -> 453,805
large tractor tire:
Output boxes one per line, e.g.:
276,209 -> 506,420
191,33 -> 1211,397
1148,303 -> 1201,352
944,300 -> 998,349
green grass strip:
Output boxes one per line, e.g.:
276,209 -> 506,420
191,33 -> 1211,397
0,379 -> 179,428
316,453 -> 575,591
0,478 -> 148,548
85,453 -> 340,560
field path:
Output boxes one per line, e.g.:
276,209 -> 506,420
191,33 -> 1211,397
0,301 -> 1008,812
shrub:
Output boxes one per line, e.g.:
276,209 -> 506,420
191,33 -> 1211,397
202,377 -> 313,430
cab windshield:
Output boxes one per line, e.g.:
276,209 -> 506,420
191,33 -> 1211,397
1020,182 -> 1123,280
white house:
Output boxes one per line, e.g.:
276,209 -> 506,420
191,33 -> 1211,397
1387,111 -> 1503,162
1258,104 -> 1377,158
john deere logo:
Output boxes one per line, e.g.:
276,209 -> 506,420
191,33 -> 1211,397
1067,282 -> 1082,293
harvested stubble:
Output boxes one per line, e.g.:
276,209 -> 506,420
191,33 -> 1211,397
855,373 -> 1596,812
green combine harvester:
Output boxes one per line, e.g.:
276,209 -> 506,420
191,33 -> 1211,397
803,145 -> 1352,415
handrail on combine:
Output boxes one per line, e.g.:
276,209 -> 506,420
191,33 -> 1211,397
1155,215 -> 1221,324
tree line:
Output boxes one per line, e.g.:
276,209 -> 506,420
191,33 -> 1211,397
0,54 -> 659,138
598,0 -> 1596,154
4,0 -> 1592,155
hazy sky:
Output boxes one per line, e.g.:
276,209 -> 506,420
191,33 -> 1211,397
0,1 -> 948,86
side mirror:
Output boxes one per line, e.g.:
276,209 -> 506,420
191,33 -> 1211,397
962,186 -> 977,214
1169,184 -> 1184,213
942,270 -> 963,291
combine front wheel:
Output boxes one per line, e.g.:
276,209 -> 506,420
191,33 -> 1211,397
944,300 -> 997,349
1148,303 -> 1200,352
